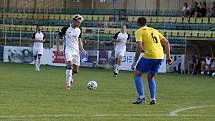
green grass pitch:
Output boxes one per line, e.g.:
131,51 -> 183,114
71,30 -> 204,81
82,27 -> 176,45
0,63 -> 215,121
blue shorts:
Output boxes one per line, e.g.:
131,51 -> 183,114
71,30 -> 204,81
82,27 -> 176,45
136,57 -> 163,75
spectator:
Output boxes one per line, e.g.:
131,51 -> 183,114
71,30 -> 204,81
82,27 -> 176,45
200,1 -> 207,17
190,2 -> 201,17
191,55 -> 199,75
182,2 -> 190,17
209,2 -> 215,17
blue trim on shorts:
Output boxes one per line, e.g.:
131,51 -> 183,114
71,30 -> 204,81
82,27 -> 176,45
136,57 -> 163,75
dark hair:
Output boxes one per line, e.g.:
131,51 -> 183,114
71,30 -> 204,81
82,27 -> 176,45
194,2 -> 198,5
137,17 -> 147,26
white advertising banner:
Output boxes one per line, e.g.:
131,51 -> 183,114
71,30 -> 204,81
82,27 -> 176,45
3,46 -> 166,73
3,46 -> 34,63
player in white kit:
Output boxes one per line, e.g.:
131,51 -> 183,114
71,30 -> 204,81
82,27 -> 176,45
32,25 -> 45,71
112,25 -> 130,76
205,55 -> 212,75
56,15 -> 85,90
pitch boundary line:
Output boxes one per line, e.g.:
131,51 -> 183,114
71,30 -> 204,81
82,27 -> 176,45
169,105 -> 215,116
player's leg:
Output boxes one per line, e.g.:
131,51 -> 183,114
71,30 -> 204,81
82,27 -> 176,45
147,73 -> 156,105
36,54 -> 42,71
65,61 -> 73,90
132,69 -> 145,104
113,57 -> 120,76
201,61 -> 205,74
34,55 -> 38,70
192,63 -> 197,75
116,56 -> 122,74
66,53 -> 80,88
132,58 -> 151,104
33,47 -> 38,70
115,51 -> 124,75
205,65 -> 209,75
64,51 -> 73,90
148,59 -> 162,105
113,50 -> 119,76
36,47 -> 43,71
72,64 -> 79,74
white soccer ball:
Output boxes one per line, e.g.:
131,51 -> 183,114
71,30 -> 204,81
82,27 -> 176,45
212,72 -> 215,76
87,81 -> 97,90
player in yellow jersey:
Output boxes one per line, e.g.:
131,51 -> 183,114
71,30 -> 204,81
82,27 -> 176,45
131,17 -> 172,104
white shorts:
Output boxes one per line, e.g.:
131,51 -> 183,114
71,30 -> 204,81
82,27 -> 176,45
115,49 -> 126,58
64,50 -> 80,66
205,64 -> 211,70
33,47 -> 43,56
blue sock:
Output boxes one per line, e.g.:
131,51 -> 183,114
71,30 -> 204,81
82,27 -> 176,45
148,80 -> 156,100
134,76 -> 144,98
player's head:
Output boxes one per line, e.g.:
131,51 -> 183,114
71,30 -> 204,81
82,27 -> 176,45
137,17 -> 147,27
120,25 -> 127,33
194,2 -> 198,7
36,25 -> 42,32
71,14 -> 83,27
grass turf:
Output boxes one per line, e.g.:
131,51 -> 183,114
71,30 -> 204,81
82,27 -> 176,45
0,63 -> 215,121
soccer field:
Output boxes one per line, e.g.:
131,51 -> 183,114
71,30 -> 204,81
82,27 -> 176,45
0,63 -> 215,121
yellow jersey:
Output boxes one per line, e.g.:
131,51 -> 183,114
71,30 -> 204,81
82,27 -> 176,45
135,26 -> 164,59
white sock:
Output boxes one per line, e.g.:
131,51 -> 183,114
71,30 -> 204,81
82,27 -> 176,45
139,96 -> 145,99
35,60 -> 38,70
37,61 -> 40,70
66,69 -> 72,86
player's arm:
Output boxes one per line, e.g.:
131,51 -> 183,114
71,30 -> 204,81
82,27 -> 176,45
56,26 -> 68,52
32,32 -> 39,42
78,29 -> 85,52
112,32 -> 120,42
131,30 -> 143,70
78,38 -> 85,52
41,33 -> 45,43
132,42 -> 142,69
127,34 -> 131,43
160,37 -> 172,64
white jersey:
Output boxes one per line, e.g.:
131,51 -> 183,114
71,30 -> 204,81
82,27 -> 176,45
58,26 -> 82,53
113,32 -> 130,51
64,27 -> 81,53
32,32 -> 44,48
205,57 -> 212,65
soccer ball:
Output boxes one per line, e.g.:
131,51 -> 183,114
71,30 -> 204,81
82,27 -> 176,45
212,72 -> 215,76
87,81 -> 97,90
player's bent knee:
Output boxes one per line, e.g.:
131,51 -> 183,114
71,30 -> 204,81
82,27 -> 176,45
147,73 -> 155,80
134,70 -> 142,76
72,69 -> 78,74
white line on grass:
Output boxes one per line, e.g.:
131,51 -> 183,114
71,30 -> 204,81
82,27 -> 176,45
169,105 -> 215,116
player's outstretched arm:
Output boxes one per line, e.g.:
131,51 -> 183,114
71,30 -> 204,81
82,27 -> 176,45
161,37 -> 172,65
